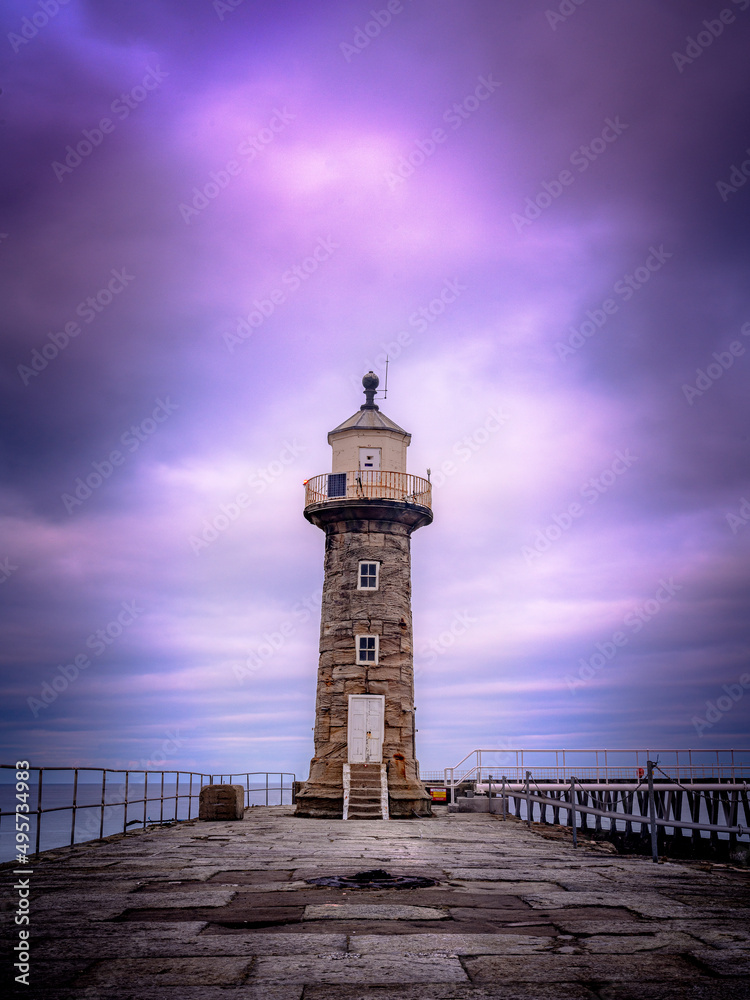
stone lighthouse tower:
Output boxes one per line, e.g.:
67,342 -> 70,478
295,373 -> 432,819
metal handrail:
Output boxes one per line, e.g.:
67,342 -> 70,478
0,766 -> 295,860
303,470 -> 431,509
443,750 -> 750,803
490,762 -> 750,861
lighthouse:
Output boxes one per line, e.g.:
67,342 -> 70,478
294,372 -> 433,819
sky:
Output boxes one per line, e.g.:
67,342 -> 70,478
2,0 -> 750,781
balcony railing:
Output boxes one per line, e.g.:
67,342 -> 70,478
304,470 -> 432,509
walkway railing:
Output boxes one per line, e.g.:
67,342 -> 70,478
304,470 -> 431,509
0,766 -> 295,862
441,751 -> 750,861
444,748 -> 750,791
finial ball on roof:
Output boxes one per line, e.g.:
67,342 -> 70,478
362,371 -> 379,390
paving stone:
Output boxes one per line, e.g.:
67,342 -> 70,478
74,956 -> 255,987
689,949 -> 750,977
303,903 -> 448,920
122,904 -> 305,926
579,931 -> 701,953
33,888 -> 237,914
599,985 -> 750,1000
10,991 -> 303,1000
441,879 -> 563,893
353,932 -> 553,954
464,953 -> 705,983
669,923 -> 750,949
518,891 -> 700,918
33,924 -> 346,958
303,985 -> 598,1000
448,906 -> 553,923
251,954 -> 468,983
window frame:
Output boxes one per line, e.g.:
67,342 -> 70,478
357,560 -> 380,591
358,447 -> 381,470
355,633 -> 379,665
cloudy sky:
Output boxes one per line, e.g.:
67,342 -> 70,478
2,0 -> 749,780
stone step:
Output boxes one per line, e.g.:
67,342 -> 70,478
347,807 -> 383,819
344,763 -> 387,820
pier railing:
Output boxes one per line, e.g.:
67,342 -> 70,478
0,766 -> 295,862
304,470 -> 431,509
441,750 -> 750,861
444,748 -> 750,789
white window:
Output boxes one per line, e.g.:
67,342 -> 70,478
359,447 -> 381,470
357,561 -> 380,590
356,634 -> 379,664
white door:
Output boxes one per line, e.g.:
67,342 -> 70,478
347,695 -> 385,763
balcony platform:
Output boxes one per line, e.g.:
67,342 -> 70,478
8,805 -> 748,997
303,471 -> 432,530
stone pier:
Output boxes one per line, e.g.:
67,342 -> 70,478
6,806 -> 750,998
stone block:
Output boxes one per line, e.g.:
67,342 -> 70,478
332,665 -> 361,680
303,903 -> 448,920
198,784 -> 245,821
464,954 -> 702,983
251,955 -> 467,985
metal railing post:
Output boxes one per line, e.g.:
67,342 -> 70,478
501,776 -> 507,821
525,771 -> 532,828
70,768 -> 78,848
99,770 -> 106,840
647,760 -> 658,863
265,772 -> 269,806
570,776 -> 577,848
123,771 -> 129,834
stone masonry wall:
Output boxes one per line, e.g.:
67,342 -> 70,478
295,511 -> 431,817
